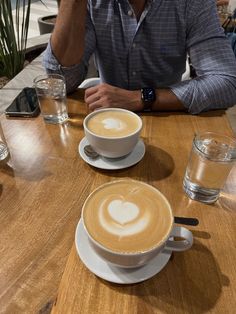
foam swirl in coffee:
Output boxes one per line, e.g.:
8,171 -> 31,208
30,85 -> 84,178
86,110 -> 140,137
83,180 -> 173,254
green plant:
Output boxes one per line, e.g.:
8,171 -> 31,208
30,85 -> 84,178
0,0 -> 41,79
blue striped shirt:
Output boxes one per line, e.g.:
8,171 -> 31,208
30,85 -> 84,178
43,0 -> 236,113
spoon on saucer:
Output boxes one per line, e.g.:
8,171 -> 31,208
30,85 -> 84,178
84,145 -> 126,160
84,145 -> 100,159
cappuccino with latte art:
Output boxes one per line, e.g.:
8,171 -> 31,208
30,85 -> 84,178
83,108 -> 143,158
83,179 -> 173,254
87,110 -> 140,137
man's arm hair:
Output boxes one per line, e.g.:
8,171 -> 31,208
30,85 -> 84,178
51,0 -> 87,66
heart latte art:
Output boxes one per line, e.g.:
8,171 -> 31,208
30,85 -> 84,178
108,200 -> 140,224
99,198 -> 149,236
83,180 -> 173,253
86,110 -> 140,137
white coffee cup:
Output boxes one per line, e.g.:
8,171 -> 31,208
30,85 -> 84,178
83,108 -> 142,158
82,179 -> 193,268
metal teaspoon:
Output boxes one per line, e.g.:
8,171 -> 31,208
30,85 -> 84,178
84,145 -> 100,159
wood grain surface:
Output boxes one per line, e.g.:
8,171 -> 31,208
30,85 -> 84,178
0,90 -> 235,314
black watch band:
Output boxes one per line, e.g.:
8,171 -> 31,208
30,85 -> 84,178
141,87 -> 156,111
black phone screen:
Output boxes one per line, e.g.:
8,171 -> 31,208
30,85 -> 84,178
5,87 -> 40,117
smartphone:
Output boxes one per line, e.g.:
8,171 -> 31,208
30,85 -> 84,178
5,87 -> 40,118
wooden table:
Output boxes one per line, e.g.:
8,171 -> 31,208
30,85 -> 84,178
0,90 -> 235,314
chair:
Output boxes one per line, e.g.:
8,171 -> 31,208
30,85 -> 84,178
181,59 -> 191,81
79,77 -> 100,88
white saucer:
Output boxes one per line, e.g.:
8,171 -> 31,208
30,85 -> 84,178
78,137 -> 145,170
75,220 -> 172,284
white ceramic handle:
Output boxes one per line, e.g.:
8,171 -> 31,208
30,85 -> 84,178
165,226 -> 193,252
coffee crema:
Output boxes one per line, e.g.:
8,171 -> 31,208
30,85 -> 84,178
83,180 -> 173,253
86,110 -> 140,137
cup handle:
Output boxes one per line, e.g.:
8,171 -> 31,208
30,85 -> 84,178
165,226 -> 193,252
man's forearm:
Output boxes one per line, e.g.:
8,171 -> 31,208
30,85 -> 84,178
152,88 -> 186,111
51,0 -> 87,66
134,88 -> 186,112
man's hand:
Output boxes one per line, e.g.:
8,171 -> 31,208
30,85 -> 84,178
84,83 -> 142,112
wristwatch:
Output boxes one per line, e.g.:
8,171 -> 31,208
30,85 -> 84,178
141,87 -> 156,111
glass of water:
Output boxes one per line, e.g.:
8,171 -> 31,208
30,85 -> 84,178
34,73 -> 68,124
183,132 -> 236,203
0,120 -> 9,161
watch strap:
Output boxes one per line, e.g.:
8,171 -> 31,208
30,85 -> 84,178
141,87 -> 156,111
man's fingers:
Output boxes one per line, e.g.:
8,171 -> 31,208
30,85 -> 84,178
84,84 -> 109,105
84,83 -> 114,111
85,93 -> 101,105
84,85 -> 99,98
84,88 -> 100,104
88,101 -> 104,111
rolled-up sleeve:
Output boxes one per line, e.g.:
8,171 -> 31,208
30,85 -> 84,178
170,0 -> 236,114
42,41 -> 88,93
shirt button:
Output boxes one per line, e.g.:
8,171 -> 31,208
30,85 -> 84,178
132,43 -> 136,48
128,10 -> 133,16
132,71 -> 136,76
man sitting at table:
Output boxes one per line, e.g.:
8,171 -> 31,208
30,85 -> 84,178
43,0 -> 236,114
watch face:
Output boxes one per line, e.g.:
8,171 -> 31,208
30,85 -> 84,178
141,88 -> 156,103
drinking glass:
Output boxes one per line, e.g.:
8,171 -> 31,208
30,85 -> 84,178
183,132 -> 236,203
34,73 -> 68,124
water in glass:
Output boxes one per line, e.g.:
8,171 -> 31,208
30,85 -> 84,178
35,76 -> 68,124
183,133 -> 236,203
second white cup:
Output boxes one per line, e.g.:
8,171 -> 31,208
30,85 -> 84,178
83,108 -> 143,158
